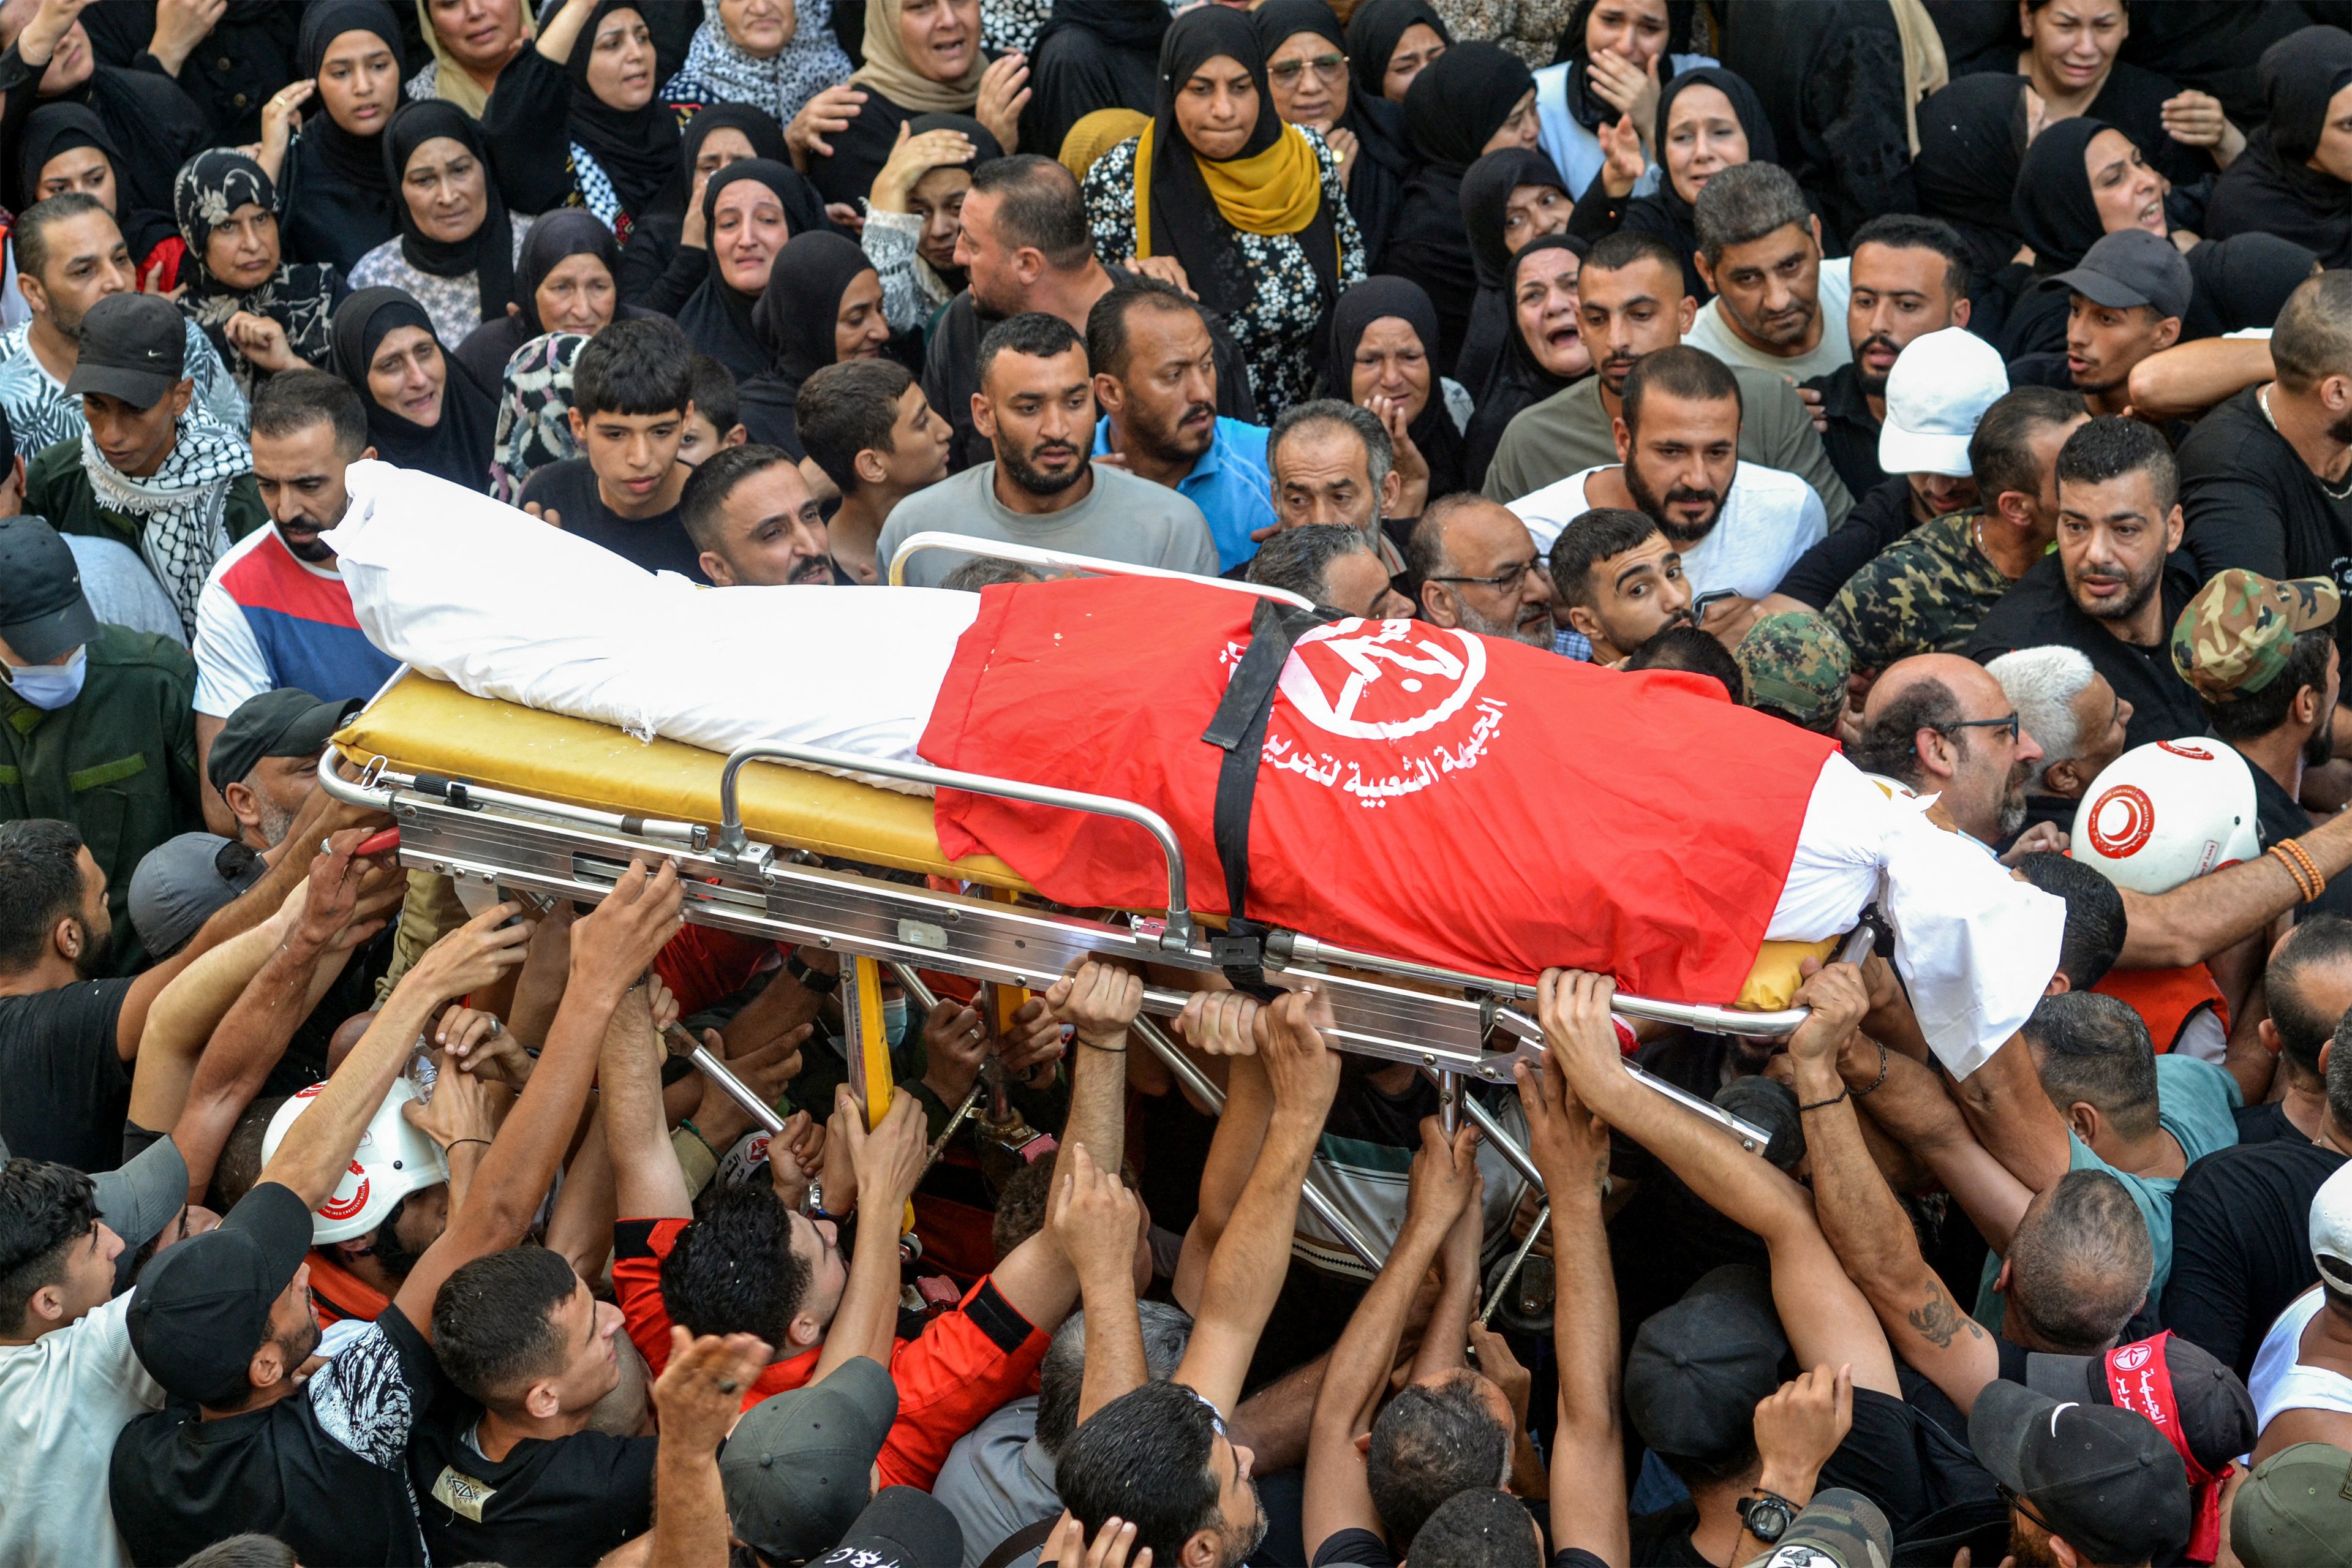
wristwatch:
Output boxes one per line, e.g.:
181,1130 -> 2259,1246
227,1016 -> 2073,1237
1738,1491 -> 1799,1545
786,951 -> 840,995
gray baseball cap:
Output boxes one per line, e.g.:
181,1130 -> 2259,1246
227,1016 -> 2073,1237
2042,228 -> 2193,322
0,516 -> 98,665
722,1355 -> 899,1564
130,832 -> 266,959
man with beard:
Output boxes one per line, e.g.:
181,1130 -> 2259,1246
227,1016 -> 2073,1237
0,514 -> 201,974
1506,347 -> 1824,649
196,373 -> 398,836
1794,216 -> 1975,506
1849,654 -> 2045,850
1405,494 -> 1558,649
1686,163 -> 1853,384
1548,507 -> 1692,664
2176,570 -> 2349,905
1482,230 -> 1851,530
1088,279 -> 1275,575
1967,418 -> 2207,750
679,445 -> 841,588
1265,401 -> 1412,570
202,693 -> 354,864
880,313 -> 1216,588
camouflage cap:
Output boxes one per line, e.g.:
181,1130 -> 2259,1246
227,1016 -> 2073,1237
1751,1488 -> 1893,1568
2170,568 -> 2340,701
1736,610 -> 1852,733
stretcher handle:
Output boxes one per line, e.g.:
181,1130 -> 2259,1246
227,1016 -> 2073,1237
714,742 -> 1195,951
888,531 -> 1317,608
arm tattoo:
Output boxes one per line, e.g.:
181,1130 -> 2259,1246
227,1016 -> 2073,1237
1906,1281 -> 1985,1350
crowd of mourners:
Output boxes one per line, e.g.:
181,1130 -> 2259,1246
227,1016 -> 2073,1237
18,1 -> 2352,1567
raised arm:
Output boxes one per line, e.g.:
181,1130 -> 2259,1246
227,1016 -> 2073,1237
1044,960 -> 1144,1174
1539,968 -> 1899,1396
647,1327 -> 775,1568
2115,807 -> 2352,968
1516,987 -> 1628,1568
1172,987 -> 1341,1416
810,1083 -> 928,1379
1047,1142 -> 1150,1427
2125,336 -> 2273,423
1947,1031 -> 2075,1194
1302,1118 -> 1480,1560
1790,966 -> 2001,1415
394,859 -> 686,1335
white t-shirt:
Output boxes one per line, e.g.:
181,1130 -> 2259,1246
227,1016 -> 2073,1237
0,1292 -> 165,1568
1686,256 -> 1853,383
2248,1286 -> 2352,1438
1506,460 -> 1828,599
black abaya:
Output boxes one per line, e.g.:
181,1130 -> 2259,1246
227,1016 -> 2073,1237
331,287 -> 497,493
276,0 -> 405,274
1020,0 -> 1167,168
1464,232 -> 1585,492
1455,146 -> 1566,410
1386,42 -> 1534,377
2206,26 -> 2352,270
1322,277 -> 1466,504
1252,0 -> 1413,274
738,231 -> 876,458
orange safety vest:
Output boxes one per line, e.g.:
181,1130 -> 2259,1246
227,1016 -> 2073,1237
2093,964 -> 2230,1054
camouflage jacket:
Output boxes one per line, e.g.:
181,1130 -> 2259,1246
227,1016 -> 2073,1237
1826,509 -> 2011,674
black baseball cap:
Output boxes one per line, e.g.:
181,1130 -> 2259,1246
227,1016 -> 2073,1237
2041,228 -> 2193,322
2024,1334 -> 2256,1479
0,515 -> 97,664
821,1487 -> 963,1568
206,690 -> 361,796
127,1182 -> 313,1406
722,1355 -> 899,1565
64,292 -> 186,408
1624,1265 -> 1788,1462
1970,1378 -> 2192,1564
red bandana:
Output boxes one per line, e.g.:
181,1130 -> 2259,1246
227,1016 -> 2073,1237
2104,1332 -> 2223,1562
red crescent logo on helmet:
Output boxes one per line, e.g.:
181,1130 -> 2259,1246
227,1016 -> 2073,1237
2157,741 -> 2214,760
317,1162 -> 370,1222
2088,785 -> 2157,859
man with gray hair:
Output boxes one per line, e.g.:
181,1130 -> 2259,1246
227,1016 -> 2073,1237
1986,646 -> 2134,844
1406,495 -> 1556,647
1264,400 -> 1410,572
1247,524 -> 1411,619
1685,162 -> 1852,382
932,1301 -> 1194,1568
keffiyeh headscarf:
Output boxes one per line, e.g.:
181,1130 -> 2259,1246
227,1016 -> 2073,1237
492,331 -> 589,502
667,0 -> 853,127
83,412 -> 251,638
173,151 -> 338,396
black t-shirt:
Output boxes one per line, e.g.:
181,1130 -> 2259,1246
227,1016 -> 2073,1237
0,977 -> 132,1173
2233,1099 -> 2298,1145
2161,1137 -> 2348,1379
409,1394 -> 657,1566
518,458 -> 705,581
1774,477 -> 1917,609
1964,552 -> 2207,750
2180,385 -> 2352,665
2244,756 -> 2352,921
109,1185 -> 436,1567
1800,363 -> 1888,507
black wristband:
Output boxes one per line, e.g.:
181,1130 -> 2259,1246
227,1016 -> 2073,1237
786,952 -> 840,994
1798,1085 -> 1849,1112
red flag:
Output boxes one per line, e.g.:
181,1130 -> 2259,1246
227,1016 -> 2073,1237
919,576 -> 1839,1002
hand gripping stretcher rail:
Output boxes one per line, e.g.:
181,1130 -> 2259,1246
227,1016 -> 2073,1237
319,538 -> 1869,1273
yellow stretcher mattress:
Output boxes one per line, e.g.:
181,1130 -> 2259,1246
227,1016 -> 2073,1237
334,673 -> 1031,891
336,674 -> 1834,1008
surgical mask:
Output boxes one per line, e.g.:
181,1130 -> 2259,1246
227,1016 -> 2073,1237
2,646 -> 86,710
883,997 -> 910,1040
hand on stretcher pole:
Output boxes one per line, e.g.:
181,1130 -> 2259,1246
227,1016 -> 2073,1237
886,962 -> 991,1179
842,955 -> 918,1236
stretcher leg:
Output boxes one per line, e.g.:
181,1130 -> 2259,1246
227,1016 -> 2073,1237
1480,1204 -> 1550,1327
1438,1072 -> 1461,1136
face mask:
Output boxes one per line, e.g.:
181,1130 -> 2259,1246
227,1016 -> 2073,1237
883,997 -> 910,1040
2,646 -> 87,710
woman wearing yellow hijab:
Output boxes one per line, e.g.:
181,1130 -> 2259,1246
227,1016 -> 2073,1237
412,0 -> 536,118
1080,5 -> 1365,415
787,0 -> 1031,205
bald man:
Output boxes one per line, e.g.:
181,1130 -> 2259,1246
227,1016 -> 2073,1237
1404,495 -> 1556,649
1848,654 -> 2045,850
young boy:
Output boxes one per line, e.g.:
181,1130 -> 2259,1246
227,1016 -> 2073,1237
677,353 -> 748,469
518,319 -> 703,578
794,359 -> 952,585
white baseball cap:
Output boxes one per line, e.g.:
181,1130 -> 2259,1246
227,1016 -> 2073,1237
2312,1161 -> 2352,1292
1878,327 -> 2010,479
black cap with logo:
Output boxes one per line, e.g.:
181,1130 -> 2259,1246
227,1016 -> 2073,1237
0,515 -> 97,664
64,292 -> 187,409
1970,1378 -> 2192,1565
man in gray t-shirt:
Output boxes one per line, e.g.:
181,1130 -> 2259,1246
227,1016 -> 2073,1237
876,313 -> 1216,589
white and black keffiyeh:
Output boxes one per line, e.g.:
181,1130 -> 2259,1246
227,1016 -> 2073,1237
83,413 -> 249,639
662,0 -> 853,126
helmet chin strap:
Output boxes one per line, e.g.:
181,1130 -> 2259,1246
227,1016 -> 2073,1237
353,1194 -> 424,1280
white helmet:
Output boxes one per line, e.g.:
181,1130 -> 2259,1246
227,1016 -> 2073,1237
261,1077 -> 450,1244
2071,739 -> 2260,895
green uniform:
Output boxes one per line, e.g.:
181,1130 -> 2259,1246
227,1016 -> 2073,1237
1827,509 -> 2013,675
0,626 -> 204,970
24,437 -> 269,565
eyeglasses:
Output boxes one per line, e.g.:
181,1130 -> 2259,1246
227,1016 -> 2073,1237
1428,559 -> 1545,590
1269,53 -> 1346,85
1994,1482 -> 2055,1537
1937,712 -> 2022,744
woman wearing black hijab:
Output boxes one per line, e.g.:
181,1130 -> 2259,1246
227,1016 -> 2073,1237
1253,0 -> 1414,274
1080,6 -> 1364,417
1345,0 -> 1452,105
0,0 -> 210,229
12,105 -> 178,278
1464,233 -> 1587,491
1566,63 -> 1774,304
739,232 -> 890,456
1387,42 -> 1538,377
676,158 -> 835,381
483,0 -> 683,240
1913,74 -> 2031,282
348,101 -> 523,350
1020,0 -> 1170,165
277,0 -> 405,273
1543,0 -> 1702,198
332,287 -> 497,492
455,211 -> 631,393
1324,276 -> 1466,507
1456,145 -> 1569,408
619,102 -> 796,312
2207,25 -> 2352,270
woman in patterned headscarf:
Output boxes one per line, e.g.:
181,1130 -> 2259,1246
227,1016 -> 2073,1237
492,331 -> 590,502
173,151 -> 344,398
660,0 -> 854,128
